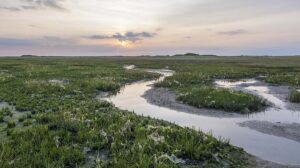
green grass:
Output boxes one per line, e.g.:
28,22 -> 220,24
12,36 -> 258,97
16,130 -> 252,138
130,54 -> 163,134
265,74 -> 300,86
289,89 -> 300,103
155,67 -> 268,113
0,107 -> 13,117
6,120 -> 16,128
0,115 -> 4,123
0,56 -> 300,167
0,57 -> 252,167
177,87 -> 267,113
152,56 -> 300,111
0,107 -> 13,123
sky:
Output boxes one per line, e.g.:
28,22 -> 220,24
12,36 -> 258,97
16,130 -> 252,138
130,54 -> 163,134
0,0 -> 300,56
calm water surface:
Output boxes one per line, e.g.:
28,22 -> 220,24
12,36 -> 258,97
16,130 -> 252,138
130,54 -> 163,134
103,70 -> 300,165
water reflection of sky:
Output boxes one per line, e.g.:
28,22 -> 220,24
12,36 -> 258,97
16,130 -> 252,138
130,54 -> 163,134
104,72 -> 300,165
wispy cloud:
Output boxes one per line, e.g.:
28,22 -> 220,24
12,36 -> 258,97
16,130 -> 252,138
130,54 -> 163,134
0,6 -> 21,11
0,36 -> 75,47
0,38 -> 37,46
87,31 -> 156,43
22,0 -> 66,11
0,35 -> 123,56
217,29 -> 248,36
0,0 -> 67,12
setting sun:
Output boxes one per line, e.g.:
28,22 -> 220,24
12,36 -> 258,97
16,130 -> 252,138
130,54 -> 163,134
120,41 -> 127,47
119,41 -> 133,48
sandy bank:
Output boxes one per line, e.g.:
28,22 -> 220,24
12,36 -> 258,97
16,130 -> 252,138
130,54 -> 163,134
239,120 -> 300,143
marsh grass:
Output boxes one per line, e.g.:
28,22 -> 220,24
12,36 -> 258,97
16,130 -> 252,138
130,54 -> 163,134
289,89 -> 300,103
0,107 -> 13,117
0,57 -> 251,167
156,69 -> 268,113
6,120 -> 16,128
177,87 -> 267,113
0,56 -> 300,167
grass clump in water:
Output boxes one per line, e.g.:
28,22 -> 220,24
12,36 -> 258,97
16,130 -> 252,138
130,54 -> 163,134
289,89 -> 300,103
178,87 -> 267,113
0,107 -> 13,117
0,107 -> 13,123
7,120 -> 16,128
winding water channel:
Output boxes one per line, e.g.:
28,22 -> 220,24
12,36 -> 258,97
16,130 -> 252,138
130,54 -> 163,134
102,69 -> 300,166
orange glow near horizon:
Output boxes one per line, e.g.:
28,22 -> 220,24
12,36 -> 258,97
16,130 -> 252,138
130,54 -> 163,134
119,41 -> 133,48
0,1 -> 300,56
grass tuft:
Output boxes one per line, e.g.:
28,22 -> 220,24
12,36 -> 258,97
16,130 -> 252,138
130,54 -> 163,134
289,89 -> 300,103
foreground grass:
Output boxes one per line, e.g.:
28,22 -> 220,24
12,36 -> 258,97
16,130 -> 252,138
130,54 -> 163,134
1,107 -> 250,167
0,57 -> 251,167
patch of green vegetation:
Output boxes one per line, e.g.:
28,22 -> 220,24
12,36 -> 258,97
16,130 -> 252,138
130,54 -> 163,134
265,74 -> 300,86
0,56 -> 300,167
1,109 -> 250,167
155,66 -> 268,113
23,119 -> 33,126
289,89 -> 300,103
0,107 -> 13,123
0,57 -> 251,167
0,115 -> 4,123
177,87 -> 267,113
151,56 -> 300,109
0,107 -> 13,117
6,120 -> 16,128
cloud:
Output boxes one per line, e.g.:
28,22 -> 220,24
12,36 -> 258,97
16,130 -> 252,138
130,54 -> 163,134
88,35 -> 111,40
0,38 -> 37,46
0,36 -> 75,47
39,36 -> 75,45
217,29 -> 247,36
0,36 -> 121,56
29,24 -> 40,28
161,0 -> 300,27
0,6 -> 21,11
87,31 -> 156,43
0,0 -> 67,12
155,28 -> 163,32
21,0 -> 66,11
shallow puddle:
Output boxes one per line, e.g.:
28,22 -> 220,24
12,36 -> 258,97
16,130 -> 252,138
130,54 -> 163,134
102,70 -> 300,166
123,65 -> 136,70
0,102 -> 31,141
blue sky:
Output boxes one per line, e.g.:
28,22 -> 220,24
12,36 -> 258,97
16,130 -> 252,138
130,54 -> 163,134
0,0 -> 300,56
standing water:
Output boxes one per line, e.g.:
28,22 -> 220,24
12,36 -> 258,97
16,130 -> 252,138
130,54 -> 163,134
102,69 -> 300,166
